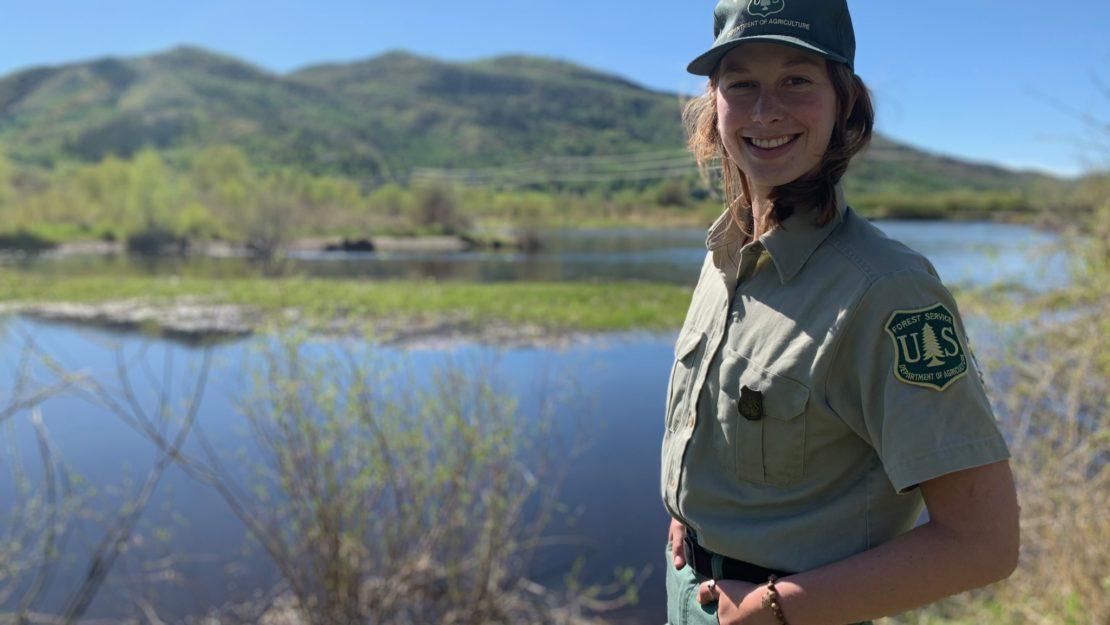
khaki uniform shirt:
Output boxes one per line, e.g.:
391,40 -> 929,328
660,189 -> 1010,573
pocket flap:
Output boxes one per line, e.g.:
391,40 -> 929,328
738,366 -> 809,422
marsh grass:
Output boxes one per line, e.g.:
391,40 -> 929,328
0,274 -> 691,333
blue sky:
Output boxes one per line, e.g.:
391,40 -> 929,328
2,0 -> 1108,177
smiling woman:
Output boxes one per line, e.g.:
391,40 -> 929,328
661,2 -> 1019,625
714,44 -> 838,197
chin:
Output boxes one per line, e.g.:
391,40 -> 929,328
745,170 -> 805,190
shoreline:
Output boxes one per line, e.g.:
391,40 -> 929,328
1,210 -> 1056,257
50,234 -> 485,257
0,300 -> 661,349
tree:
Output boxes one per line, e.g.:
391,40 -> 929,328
127,148 -> 176,231
0,149 -> 11,207
190,144 -> 252,195
921,323 -> 945,367
368,183 -> 411,231
74,155 -> 133,234
412,185 -> 468,234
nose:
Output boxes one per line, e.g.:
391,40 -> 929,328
751,89 -> 784,124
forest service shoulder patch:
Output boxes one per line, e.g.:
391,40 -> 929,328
885,303 -> 968,391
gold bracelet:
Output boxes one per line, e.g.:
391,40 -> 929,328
761,574 -> 789,625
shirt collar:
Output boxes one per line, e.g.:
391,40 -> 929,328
705,185 -> 848,284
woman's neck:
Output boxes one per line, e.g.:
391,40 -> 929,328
749,192 -> 775,240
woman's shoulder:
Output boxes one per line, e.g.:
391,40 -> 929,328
820,209 -> 970,341
824,207 -> 941,287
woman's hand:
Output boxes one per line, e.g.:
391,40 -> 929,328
697,579 -> 769,625
668,517 -> 687,569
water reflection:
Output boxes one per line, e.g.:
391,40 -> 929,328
5,221 -> 1068,290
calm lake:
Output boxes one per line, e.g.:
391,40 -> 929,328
0,221 -> 1066,623
15,219 -> 1066,289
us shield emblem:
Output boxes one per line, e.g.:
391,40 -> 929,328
747,0 -> 785,18
885,303 -> 968,391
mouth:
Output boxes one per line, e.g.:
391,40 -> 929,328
743,134 -> 800,155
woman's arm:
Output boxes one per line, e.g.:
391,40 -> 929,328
705,460 -> 1020,625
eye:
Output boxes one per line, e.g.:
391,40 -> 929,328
783,76 -> 813,87
726,80 -> 757,90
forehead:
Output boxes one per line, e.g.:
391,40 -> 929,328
718,42 -> 827,73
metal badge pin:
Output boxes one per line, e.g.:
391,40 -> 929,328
739,385 -> 764,421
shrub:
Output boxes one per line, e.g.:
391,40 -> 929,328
190,331 -> 611,625
125,225 -> 187,255
0,228 -> 55,252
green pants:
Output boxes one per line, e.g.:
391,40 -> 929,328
665,544 -> 718,625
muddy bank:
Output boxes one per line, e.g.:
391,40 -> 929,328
45,233 -> 533,258
0,299 -> 596,348
287,235 -> 473,253
1,299 -> 254,343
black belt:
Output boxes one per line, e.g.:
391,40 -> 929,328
683,531 -> 792,583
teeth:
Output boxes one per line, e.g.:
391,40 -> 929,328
750,136 -> 794,149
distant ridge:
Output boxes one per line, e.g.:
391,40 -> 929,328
0,46 -> 1056,193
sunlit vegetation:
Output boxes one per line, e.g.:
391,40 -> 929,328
0,273 -> 692,333
0,143 -> 1067,261
0,145 -> 708,252
887,175 -> 1110,625
0,47 -> 1079,256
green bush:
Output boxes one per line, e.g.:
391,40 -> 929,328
0,228 -> 55,252
125,225 -> 186,255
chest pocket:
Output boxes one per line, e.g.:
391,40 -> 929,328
721,349 -> 810,485
665,330 -> 705,433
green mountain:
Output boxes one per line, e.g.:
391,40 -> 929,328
0,47 -> 393,178
0,46 -> 1056,194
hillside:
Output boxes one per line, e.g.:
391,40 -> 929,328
0,46 -> 1056,194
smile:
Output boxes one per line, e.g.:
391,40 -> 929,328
745,135 -> 799,149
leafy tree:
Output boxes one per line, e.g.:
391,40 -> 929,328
654,179 -> 689,207
127,149 -> 176,231
368,183 -> 410,220
190,144 -> 252,195
74,156 -> 132,231
412,185 -> 468,235
175,201 -> 224,240
0,149 -> 11,207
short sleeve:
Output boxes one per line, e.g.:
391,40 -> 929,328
825,268 -> 1010,493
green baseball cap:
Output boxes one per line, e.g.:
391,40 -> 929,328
687,0 -> 856,76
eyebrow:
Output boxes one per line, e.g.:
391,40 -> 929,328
720,57 -> 823,73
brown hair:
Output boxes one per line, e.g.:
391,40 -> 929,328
682,60 -> 874,235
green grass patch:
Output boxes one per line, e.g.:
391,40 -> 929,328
0,271 -> 692,332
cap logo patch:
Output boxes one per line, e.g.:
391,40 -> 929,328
885,303 -> 968,391
747,0 -> 785,18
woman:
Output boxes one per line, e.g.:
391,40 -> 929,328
662,1 -> 1020,624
